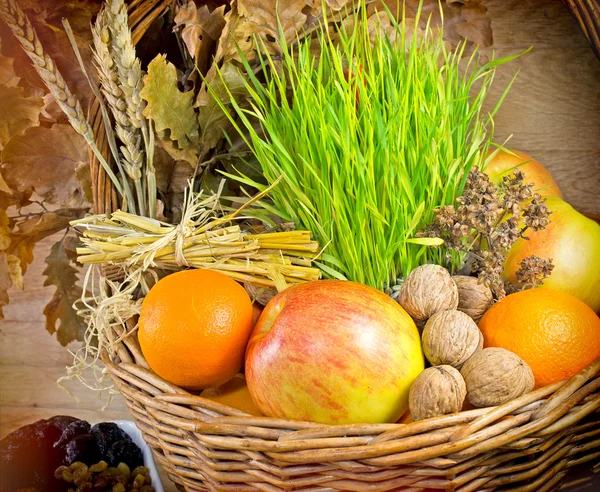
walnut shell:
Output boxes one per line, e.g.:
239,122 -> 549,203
409,365 -> 467,421
452,275 -> 493,322
422,310 -> 483,368
398,265 -> 459,324
244,283 -> 277,306
461,348 -> 535,408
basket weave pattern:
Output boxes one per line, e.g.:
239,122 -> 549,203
103,342 -> 599,491
96,2 -> 600,490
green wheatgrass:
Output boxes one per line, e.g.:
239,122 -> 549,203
211,2 -> 522,290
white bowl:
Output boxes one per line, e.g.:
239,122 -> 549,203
110,420 -> 164,492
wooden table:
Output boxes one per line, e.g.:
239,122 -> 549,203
1,1 -> 599,491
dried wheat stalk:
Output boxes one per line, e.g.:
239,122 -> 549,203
105,0 -> 157,219
71,182 -> 323,290
93,8 -> 145,215
0,0 -> 124,198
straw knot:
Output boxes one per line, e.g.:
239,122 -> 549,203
174,221 -> 195,267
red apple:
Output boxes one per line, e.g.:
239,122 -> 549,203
503,197 -> 600,312
484,149 -> 562,198
245,280 -> 425,424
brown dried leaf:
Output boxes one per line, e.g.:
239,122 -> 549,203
0,252 -> 13,318
0,14 -> 95,113
5,252 -> 23,289
215,0 -> 351,64
376,0 -> 492,48
1,124 -> 90,208
156,131 -> 199,168
0,86 -> 44,151
9,208 -> 85,276
0,209 -> 11,250
141,55 -> 199,148
43,237 -> 86,346
175,2 -> 226,75
196,62 -> 247,156
0,39 -> 19,87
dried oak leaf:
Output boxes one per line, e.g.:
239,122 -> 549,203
215,0 -> 351,64
196,63 -> 247,156
9,208 -> 85,277
175,2 -> 226,75
43,237 -> 86,345
141,54 -> 199,149
0,86 -> 44,151
0,13 -> 95,113
155,133 -> 199,167
0,39 -> 19,87
1,123 -> 90,207
0,251 -> 13,317
375,0 -> 492,48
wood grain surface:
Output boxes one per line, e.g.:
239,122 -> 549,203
1,1 -> 599,491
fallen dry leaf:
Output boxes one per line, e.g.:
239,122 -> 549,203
8,208 -> 86,276
196,62 -> 248,156
43,236 -> 86,345
0,86 -> 44,150
375,0 -> 492,48
5,252 -> 22,289
0,251 -> 12,317
0,39 -> 19,87
141,55 -> 199,149
0,9 -> 95,115
175,2 -> 226,75
1,123 -> 90,208
155,134 -> 199,168
215,0 -> 352,64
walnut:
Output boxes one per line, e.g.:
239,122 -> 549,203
409,365 -> 466,421
244,283 -> 277,306
422,310 -> 483,368
452,275 -> 494,321
461,348 -> 535,408
398,265 -> 459,325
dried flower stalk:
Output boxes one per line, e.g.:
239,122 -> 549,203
0,0 -> 124,198
419,167 -> 554,298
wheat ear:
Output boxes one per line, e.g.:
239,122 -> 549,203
92,8 -> 145,215
106,0 -> 157,219
0,0 -> 124,198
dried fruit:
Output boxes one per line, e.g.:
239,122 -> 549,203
398,264 -> 458,325
409,365 -> 466,421
461,348 -> 535,407
422,310 -> 483,368
452,275 -> 493,321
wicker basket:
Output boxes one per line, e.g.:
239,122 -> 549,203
94,2 -> 600,491
563,0 -> 600,60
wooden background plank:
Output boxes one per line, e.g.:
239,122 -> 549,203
1,1 -> 599,491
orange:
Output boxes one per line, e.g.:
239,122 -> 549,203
478,288 -> 600,388
138,269 -> 254,390
200,374 -> 262,416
